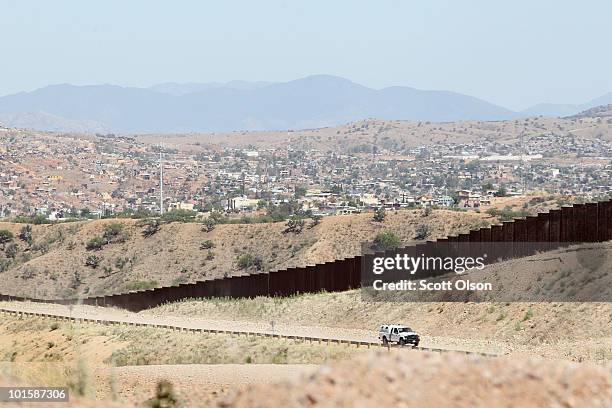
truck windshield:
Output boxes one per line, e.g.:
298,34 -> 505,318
398,327 -> 411,332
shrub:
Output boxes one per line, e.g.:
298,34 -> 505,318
237,253 -> 263,271
18,225 -> 33,245
372,207 -> 386,222
141,219 -> 161,238
0,229 -> 14,248
70,271 -> 83,288
202,218 -> 216,232
115,257 -> 129,270
283,219 -> 304,234
372,231 -> 401,251
160,209 -> 196,223
0,259 -> 10,273
124,280 -> 159,291
200,240 -> 215,250
85,254 -> 101,269
103,223 -> 124,243
149,380 -> 179,408
5,243 -> 18,259
486,207 -> 529,222
309,214 -> 322,228
86,236 -> 105,251
414,224 -> 430,240
12,215 -> 50,225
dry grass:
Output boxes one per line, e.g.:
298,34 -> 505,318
0,313 -> 355,405
0,209 -> 491,298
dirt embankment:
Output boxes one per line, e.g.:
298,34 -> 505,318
0,209 -> 489,298
219,350 -> 612,408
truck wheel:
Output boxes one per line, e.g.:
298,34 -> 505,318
382,337 -> 388,345
414,341 -> 419,347
399,338 -> 405,346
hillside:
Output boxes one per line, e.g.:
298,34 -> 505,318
137,114 -> 612,153
567,104 -> 612,119
0,209 -> 490,299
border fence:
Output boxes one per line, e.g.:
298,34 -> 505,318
1,199 -> 611,312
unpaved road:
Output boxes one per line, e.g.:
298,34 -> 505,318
0,301 -> 503,355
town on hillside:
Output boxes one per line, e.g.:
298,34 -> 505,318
0,115 -> 611,222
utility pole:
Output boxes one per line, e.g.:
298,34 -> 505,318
159,149 -> 164,215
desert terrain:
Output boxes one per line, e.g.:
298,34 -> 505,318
136,114 -> 612,153
0,241 -> 610,406
0,209 -> 491,299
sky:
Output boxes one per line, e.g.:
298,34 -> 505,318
1,0 -> 611,110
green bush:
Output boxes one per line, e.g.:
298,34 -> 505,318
103,223 -> 124,243
141,219 -> 161,238
237,253 -> 263,271
414,224 -> 430,240
486,207 -> 530,222
124,280 -> 159,291
160,209 -> 197,223
372,231 -> 401,251
200,240 -> 215,250
0,230 -> 14,247
12,215 -> 51,225
86,236 -> 106,251
85,254 -> 101,268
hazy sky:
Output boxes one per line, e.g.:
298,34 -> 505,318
1,0 -> 610,110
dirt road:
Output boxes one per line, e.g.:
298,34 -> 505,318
0,301 -> 502,355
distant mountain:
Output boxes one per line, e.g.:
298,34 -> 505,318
149,80 -> 274,96
0,75 -> 521,133
520,92 -> 612,118
0,111 -> 110,133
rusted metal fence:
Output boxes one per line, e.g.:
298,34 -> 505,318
1,199 -> 611,311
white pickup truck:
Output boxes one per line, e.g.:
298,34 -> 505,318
378,324 -> 420,346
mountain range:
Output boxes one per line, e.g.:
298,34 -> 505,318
0,75 -> 609,134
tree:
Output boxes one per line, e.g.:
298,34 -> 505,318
294,185 -> 307,198
495,185 -> 508,197
0,230 -> 14,249
372,207 -> 386,222
372,231 -> 401,251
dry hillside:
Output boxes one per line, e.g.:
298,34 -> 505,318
0,209 -> 490,299
149,243 -> 612,363
136,115 -> 612,153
